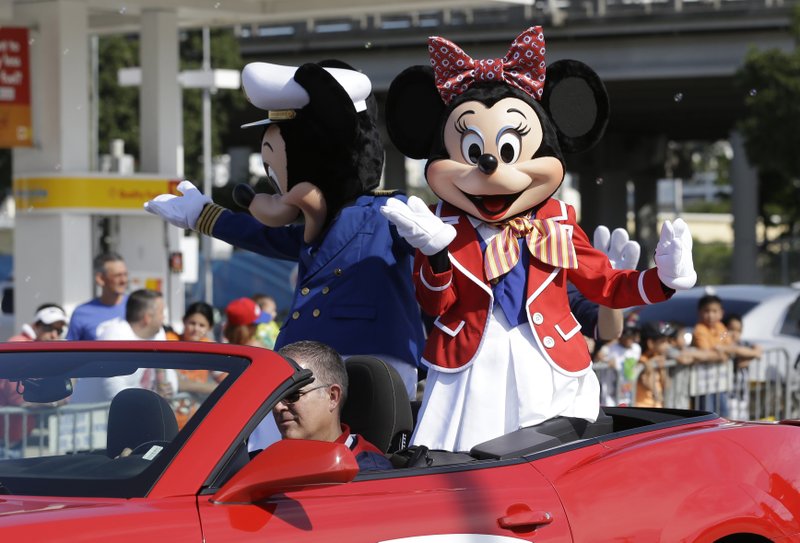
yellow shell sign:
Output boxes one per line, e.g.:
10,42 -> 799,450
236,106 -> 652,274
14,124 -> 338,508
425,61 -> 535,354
13,175 -> 181,213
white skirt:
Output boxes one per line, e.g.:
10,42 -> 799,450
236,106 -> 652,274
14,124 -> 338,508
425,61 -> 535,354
411,307 -> 600,452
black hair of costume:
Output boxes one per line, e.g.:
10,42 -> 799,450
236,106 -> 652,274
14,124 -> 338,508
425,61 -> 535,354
276,62 -> 383,226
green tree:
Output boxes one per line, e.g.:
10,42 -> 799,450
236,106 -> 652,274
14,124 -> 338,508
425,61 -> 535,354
97,28 -> 247,181
98,34 -> 140,159
179,28 -> 247,183
736,5 -> 800,239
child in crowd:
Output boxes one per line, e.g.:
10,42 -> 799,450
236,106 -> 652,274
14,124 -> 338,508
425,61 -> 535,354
635,322 -> 671,408
597,326 -> 641,406
690,294 -> 733,415
722,313 -> 762,420
251,293 -> 281,350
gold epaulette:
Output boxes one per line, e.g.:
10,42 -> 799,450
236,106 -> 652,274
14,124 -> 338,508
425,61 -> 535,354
370,189 -> 400,197
196,203 -> 227,235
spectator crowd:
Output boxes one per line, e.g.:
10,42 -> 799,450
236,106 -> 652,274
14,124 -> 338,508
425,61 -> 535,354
593,293 -> 765,418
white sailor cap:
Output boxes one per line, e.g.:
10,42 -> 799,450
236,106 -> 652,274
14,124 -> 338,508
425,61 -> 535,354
240,62 -> 372,129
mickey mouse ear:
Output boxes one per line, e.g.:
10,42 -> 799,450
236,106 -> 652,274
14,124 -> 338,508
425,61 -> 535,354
240,62 -> 372,128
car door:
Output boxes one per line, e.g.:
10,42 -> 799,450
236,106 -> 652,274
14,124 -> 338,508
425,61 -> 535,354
197,454 -> 572,542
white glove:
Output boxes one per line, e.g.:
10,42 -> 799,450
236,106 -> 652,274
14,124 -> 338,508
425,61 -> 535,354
144,180 -> 212,230
380,196 -> 456,256
655,218 -> 697,290
593,225 -> 641,270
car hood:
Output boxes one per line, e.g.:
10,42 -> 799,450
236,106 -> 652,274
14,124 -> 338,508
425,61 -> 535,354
0,496 -> 115,518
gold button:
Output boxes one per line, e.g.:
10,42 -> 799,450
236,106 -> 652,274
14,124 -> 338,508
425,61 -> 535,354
321,286 -> 330,294
312,309 -> 320,317
334,268 -> 343,276
300,287 -> 310,295
292,311 -> 300,320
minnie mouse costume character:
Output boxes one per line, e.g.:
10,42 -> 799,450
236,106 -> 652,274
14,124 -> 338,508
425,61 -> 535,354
145,61 -> 425,396
381,27 -> 696,452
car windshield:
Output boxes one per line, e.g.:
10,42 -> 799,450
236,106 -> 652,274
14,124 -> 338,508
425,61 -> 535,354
0,350 -> 248,498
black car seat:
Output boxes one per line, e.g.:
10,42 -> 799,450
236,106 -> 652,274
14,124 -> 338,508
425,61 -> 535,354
106,387 -> 179,458
341,356 -> 413,454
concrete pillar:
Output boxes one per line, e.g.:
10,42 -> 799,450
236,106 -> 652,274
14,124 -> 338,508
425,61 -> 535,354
634,174 -> 659,269
139,9 -> 182,176
11,0 -> 93,328
729,131 -> 760,283
138,8 -> 184,327
574,168 -> 628,237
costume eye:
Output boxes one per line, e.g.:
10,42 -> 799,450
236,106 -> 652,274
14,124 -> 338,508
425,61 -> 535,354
461,131 -> 484,165
263,164 -> 283,195
497,130 -> 522,164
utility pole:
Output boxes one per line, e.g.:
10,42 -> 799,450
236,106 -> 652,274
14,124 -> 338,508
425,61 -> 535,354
201,27 -> 213,305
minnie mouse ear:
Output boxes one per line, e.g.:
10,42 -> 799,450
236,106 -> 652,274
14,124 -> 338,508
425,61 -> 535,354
541,60 -> 610,154
385,65 -> 444,160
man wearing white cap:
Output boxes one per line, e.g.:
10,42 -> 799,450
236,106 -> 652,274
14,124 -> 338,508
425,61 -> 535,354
7,304 -> 69,342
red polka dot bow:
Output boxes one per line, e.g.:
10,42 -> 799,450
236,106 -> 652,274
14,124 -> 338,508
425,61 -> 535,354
428,26 -> 547,105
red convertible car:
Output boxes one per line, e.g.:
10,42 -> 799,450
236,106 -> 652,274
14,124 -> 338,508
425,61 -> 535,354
0,340 -> 798,542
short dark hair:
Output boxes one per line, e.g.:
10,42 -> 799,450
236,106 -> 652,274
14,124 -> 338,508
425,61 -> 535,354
93,252 -> 125,275
126,289 -> 162,323
183,301 -> 215,327
278,340 -> 348,406
697,294 -> 722,310
722,313 -> 743,327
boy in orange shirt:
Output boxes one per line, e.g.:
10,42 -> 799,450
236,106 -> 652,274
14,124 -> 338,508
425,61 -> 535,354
691,294 -> 733,415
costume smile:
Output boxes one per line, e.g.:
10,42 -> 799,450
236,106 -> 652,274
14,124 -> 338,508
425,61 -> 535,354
462,190 -> 522,221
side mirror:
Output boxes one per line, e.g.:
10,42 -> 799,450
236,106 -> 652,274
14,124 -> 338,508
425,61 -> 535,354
211,439 -> 359,504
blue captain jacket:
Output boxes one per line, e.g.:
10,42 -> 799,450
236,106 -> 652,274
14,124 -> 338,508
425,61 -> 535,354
196,193 -> 425,368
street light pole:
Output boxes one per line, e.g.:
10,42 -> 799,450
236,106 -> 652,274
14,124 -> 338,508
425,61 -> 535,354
201,26 -> 213,306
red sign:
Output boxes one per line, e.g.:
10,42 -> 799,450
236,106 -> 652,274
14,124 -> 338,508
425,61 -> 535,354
0,27 -> 32,147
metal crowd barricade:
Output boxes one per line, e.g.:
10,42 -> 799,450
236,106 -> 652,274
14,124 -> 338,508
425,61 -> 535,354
0,405 -> 53,458
740,347 -> 794,421
51,402 -> 112,454
0,391 -> 196,459
594,346 -> 798,421
0,402 -> 111,458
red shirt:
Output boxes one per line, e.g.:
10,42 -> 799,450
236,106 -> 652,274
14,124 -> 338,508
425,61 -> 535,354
335,424 -> 393,471
0,379 -> 35,445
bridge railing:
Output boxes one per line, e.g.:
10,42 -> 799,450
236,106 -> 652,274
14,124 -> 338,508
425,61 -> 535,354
238,0 -> 798,42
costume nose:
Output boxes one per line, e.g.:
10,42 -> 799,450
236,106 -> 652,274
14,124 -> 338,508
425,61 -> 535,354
477,154 -> 498,174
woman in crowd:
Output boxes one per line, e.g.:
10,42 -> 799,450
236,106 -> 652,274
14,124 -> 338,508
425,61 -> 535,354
222,297 -> 269,348
167,301 -> 223,427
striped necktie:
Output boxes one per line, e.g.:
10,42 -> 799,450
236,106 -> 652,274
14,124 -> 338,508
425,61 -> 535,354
484,215 -> 578,282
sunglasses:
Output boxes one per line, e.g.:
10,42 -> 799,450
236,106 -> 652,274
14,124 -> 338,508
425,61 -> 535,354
40,323 -> 65,335
282,384 -> 330,404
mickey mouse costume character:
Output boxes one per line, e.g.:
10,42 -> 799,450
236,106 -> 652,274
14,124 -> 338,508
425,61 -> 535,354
381,27 -> 696,452
145,61 -> 425,397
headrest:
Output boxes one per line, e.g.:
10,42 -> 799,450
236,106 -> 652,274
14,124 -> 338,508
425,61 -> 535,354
106,387 -> 178,458
342,356 -> 413,453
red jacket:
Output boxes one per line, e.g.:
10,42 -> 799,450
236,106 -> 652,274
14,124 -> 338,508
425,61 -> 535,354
415,198 -> 670,375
